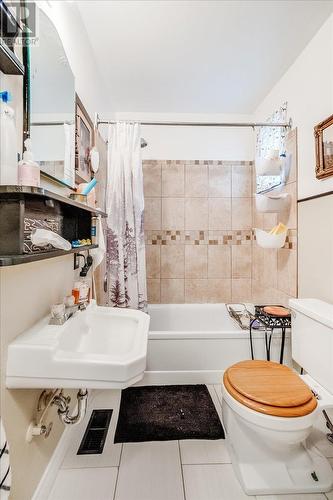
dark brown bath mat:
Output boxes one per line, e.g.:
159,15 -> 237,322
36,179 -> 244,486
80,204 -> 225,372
114,384 -> 225,443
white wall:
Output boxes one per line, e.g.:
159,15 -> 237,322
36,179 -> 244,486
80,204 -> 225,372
0,4 -> 104,499
105,112 -> 254,160
254,14 -> 333,200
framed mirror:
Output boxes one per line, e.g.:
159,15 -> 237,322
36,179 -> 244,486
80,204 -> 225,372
27,8 -> 76,188
315,114 -> 333,180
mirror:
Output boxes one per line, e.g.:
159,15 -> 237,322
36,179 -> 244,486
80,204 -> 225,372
29,9 -> 75,188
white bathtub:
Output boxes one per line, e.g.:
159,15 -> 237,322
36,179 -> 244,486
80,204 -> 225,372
139,303 -> 291,385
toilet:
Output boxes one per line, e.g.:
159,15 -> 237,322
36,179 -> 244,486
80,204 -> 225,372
222,298 -> 333,495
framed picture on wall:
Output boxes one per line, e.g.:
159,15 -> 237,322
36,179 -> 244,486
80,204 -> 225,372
314,113 -> 333,180
75,94 -> 94,184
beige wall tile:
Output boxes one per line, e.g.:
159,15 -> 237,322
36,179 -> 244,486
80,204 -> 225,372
143,163 -> 161,197
232,278 -> 252,302
251,281 -> 280,305
209,165 -> 231,197
147,279 -> 160,304
285,128 -> 297,184
146,245 -> 160,279
185,198 -> 208,230
185,165 -> 208,197
162,198 -> 185,229
145,198 -> 161,230
207,279 -> 232,303
277,248 -> 297,297
232,245 -> 252,278
280,182 -> 297,229
161,279 -> 184,303
232,198 -> 252,230
185,245 -> 207,278
252,245 -> 264,282
185,279 -> 208,303
208,198 -> 231,230
253,197 -> 264,229
232,165 -> 252,197
162,164 -> 184,196
208,246 -> 231,278
161,245 -> 184,278
263,248 -> 278,289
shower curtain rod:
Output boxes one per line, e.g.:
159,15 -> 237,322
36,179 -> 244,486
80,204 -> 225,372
95,115 -> 292,129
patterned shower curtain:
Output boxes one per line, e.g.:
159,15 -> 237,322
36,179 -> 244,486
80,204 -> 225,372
106,122 -> 147,311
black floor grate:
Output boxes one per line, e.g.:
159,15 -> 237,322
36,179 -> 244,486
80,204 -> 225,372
77,409 -> 112,455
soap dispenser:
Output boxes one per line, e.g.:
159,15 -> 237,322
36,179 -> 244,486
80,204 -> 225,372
18,138 -> 40,187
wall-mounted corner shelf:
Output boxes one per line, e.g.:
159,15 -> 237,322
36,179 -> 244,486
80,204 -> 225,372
0,186 -> 106,267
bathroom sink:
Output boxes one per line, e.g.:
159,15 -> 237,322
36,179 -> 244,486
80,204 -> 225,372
6,302 -> 149,389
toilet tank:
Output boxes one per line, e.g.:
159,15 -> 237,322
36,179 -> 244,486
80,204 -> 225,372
290,298 -> 333,394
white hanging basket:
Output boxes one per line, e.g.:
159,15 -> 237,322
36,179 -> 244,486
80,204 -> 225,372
255,149 -> 282,176
255,228 -> 287,249
255,192 -> 290,213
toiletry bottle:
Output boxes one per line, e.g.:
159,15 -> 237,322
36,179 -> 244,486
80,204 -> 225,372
91,216 -> 97,245
72,281 -> 81,305
0,91 -> 18,185
18,138 -> 40,187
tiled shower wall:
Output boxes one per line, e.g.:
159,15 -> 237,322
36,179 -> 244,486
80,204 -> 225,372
143,129 -> 297,305
251,129 -> 298,306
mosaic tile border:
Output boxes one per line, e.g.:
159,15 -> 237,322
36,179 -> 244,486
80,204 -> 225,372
145,230 -> 253,246
145,229 -> 297,249
143,160 -> 253,167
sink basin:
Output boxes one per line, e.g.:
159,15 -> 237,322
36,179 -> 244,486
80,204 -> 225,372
6,302 -> 150,389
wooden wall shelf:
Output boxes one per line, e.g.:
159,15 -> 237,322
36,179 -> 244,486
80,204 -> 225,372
0,186 -> 106,267
0,244 -> 98,267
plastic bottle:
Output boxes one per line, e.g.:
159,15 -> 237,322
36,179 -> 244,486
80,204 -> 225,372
0,91 -> 18,185
18,138 -> 40,187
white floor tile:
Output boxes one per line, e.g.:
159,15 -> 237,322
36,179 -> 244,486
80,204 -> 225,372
179,439 -> 230,464
48,467 -> 118,500
326,489 -> 333,499
183,464 -> 251,500
213,384 -> 223,405
256,494 -> 327,499
62,390 -> 122,469
115,441 -> 184,500
308,412 -> 333,458
207,385 -> 222,421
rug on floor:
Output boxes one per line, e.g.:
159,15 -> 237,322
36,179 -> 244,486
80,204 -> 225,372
114,384 -> 225,443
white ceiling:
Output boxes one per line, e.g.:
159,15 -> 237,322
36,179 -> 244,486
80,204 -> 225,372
77,0 -> 333,114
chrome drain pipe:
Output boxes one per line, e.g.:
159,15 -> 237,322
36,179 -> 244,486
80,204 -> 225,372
52,389 -> 88,426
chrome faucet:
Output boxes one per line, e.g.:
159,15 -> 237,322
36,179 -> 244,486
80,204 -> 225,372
48,303 -> 80,325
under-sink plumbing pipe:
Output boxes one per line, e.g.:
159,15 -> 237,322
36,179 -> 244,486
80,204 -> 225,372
52,389 -> 88,426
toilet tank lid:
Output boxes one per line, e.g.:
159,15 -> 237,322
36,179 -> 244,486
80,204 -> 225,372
289,299 -> 333,329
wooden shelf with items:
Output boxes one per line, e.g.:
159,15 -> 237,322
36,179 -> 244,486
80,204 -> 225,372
0,186 -> 106,267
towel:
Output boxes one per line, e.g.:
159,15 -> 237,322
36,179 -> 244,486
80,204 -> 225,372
91,216 -> 106,270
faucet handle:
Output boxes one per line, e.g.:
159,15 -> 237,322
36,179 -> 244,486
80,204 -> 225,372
50,303 -> 65,320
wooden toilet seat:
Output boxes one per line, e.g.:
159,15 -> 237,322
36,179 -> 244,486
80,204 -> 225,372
223,360 -> 317,417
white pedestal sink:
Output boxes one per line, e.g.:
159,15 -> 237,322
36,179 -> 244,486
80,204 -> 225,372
6,301 -> 150,389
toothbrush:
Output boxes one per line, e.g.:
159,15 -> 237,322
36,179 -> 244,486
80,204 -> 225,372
81,177 -> 97,195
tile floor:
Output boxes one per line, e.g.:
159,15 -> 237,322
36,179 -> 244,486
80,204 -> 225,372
48,385 -> 333,500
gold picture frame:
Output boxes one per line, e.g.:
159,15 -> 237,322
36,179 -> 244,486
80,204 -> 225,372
75,94 -> 94,184
315,113 -> 333,180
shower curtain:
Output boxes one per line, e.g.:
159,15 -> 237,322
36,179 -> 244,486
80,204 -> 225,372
106,122 -> 147,311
